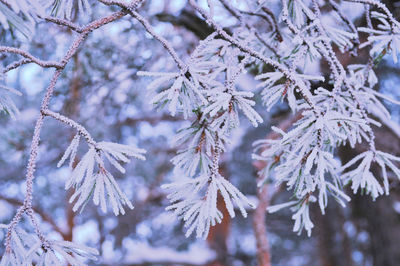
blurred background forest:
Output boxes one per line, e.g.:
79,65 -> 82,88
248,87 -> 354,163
1,0 -> 400,265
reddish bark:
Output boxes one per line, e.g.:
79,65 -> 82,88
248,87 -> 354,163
206,163 -> 231,266
252,185 -> 271,266
252,113 -> 302,266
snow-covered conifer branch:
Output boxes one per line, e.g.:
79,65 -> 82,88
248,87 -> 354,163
189,0 -> 321,114
189,0 -> 288,73
162,52 -> 262,234
58,139 -> 145,215
358,11 -> 400,62
0,224 -> 99,266
251,0 -> 400,237
137,70 -> 207,118
49,0 -> 91,20
1,1 -> 400,263
344,0 -> 400,29
0,0 -> 42,38
164,144 -> 254,239
0,72 -> 21,119
1,7 -> 143,263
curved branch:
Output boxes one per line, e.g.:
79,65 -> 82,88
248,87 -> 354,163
99,0 -> 187,70
5,9 -> 133,253
0,46 -> 63,69
3,59 -> 32,73
42,109 -> 96,146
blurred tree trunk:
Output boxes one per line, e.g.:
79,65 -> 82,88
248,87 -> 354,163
63,53 -> 82,241
207,162 -> 231,266
252,114 -> 302,266
313,204 -> 353,266
253,185 -> 271,266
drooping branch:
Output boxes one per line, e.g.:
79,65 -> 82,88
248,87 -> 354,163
4,9 -> 135,254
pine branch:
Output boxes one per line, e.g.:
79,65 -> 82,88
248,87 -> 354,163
188,0 -> 319,111
344,0 -> 400,29
218,0 -> 281,57
4,9 -> 135,256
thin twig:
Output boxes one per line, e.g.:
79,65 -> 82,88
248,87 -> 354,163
0,46 -> 63,69
218,0 -> 281,58
99,0 -> 187,71
3,59 -> 32,73
344,0 -> 400,30
44,16 -> 84,33
42,109 -> 96,146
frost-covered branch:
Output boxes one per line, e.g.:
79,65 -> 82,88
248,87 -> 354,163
43,16 -> 84,33
252,0 -> 400,236
3,58 -> 32,73
0,46 -> 63,69
1,1 -> 400,263
42,109 -> 96,146
0,195 -> 66,240
189,0 -> 319,111
99,0 -> 186,70
344,0 -> 400,29
2,8 -> 138,264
